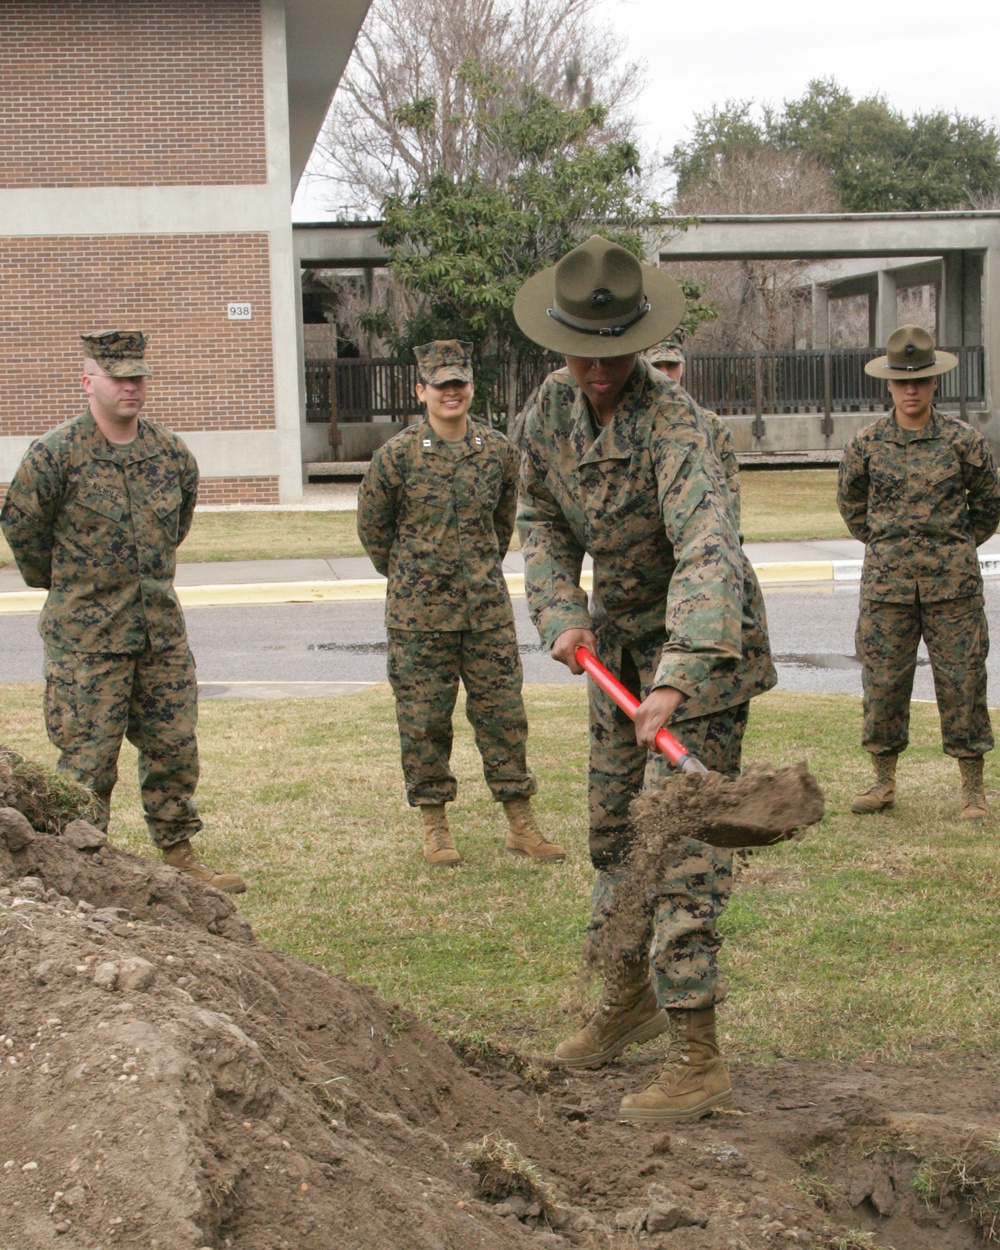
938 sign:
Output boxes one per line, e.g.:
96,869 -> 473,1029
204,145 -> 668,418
227,302 -> 252,321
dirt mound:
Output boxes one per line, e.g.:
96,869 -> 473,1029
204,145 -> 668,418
1,792 -> 996,1249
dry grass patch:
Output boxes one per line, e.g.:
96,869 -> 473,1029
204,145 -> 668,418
0,469 -> 860,572
180,510 -> 365,563
740,468 -> 851,541
3,683 -> 999,1064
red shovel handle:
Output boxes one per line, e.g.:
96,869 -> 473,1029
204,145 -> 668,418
574,646 -> 709,774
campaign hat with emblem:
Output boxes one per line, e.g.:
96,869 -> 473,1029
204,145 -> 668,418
864,324 -> 957,380
513,235 -> 686,358
80,329 -> 153,378
413,340 -> 474,385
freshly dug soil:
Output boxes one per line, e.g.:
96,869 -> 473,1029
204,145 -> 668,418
1,797 -> 996,1250
630,762 -> 826,850
586,763 -> 825,990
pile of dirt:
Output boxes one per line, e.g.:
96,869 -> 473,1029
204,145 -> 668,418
1,785 -> 996,1249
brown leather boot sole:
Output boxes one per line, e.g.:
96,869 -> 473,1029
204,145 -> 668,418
618,1086 -> 733,1124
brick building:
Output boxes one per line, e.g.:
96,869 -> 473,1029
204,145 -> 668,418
0,0 -> 370,504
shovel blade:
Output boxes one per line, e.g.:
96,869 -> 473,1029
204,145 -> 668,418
630,760 -> 825,850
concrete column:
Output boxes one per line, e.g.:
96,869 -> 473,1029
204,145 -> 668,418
875,268 -> 898,348
982,244 -> 1000,425
261,0 -> 305,501
963,251 -> 984,346
941,252 -> 965,347
811,284 -> 830,348
866,277 -> 878,347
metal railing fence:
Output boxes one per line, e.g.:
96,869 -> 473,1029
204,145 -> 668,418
306,346 -> 986,438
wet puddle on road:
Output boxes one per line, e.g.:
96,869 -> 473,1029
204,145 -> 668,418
774,652 -> 928,670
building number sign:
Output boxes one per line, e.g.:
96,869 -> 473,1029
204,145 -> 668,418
227,302 -> 252,321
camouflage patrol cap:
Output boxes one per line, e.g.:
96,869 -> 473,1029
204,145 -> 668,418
79,329 -> 152,378
413,340 -> 473,385
645,337 -> 685,366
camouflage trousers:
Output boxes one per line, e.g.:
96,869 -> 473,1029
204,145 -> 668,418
586,637 -> 749,1011
386,626 -> 537,807
856,593 -> 994,758
43,641 -> 203,848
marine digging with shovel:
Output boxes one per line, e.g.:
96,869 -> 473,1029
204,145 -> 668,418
514,235 -> 823,1123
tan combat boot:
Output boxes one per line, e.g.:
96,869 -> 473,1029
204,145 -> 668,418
850,753 -> 897,814
162,839 -> 247,894
421,804 -> 461,867
618,1006 -> 732,1124
502,797 -> 566,861
958,757 -> 987,821
553,963 -> 668,1069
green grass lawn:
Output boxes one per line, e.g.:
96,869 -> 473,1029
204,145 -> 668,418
0,469 -> 851,570
4,682 -> 997,1065
740,469 -> 851,542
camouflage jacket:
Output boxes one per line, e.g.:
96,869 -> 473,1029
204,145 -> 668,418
701,406 -> 740,530
1,410 -> 197,653
517,360 -> 775,720
357,417 -> 518,632
837,409 -> 1000,603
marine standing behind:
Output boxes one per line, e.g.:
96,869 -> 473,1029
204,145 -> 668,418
837,324 -> 1000,819
0,330 -> 245,892
644,337 -> 741,528
357,340 -> 563,867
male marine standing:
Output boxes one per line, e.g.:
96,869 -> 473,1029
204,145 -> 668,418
838,324 -> 1000,819
514,237 -> 775,1122
1,330 -> 245,892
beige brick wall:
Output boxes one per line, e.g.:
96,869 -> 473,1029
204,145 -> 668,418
0,0 -> 266,187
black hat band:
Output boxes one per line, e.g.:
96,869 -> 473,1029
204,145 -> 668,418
546,299 -> 651,338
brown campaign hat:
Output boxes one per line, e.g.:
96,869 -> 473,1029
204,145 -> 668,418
513,235 -> 685,358
80,329 -> 152,378
863,324 -> 957,380
413,340 -> 474,385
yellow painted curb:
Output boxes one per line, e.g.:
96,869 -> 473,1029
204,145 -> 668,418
752,561 -> 833,585
179,579 -> 387,607
0,589 -> 47,613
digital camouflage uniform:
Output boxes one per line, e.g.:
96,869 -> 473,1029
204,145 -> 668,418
644,342 -> 741,528
837,409 -> 1000,758
357,394 -> 536,808
1,408 -> 202,847
518,359 -> 776,1008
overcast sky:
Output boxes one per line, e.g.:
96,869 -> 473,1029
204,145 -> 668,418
293,0 -> 1000,220
599,0 -> 1000,162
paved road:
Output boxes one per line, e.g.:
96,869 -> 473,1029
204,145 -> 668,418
6,580 -> 1000,703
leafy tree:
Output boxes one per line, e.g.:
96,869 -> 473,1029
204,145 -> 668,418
669,78 -> 1000,215
372,64 -> 707,425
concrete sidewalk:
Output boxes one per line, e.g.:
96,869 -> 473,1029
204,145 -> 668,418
5,536 -> 1000,612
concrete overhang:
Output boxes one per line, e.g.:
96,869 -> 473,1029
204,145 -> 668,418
657,212 -> 1000,262
290,211 -> 1000,271
805,256 -> 945,298
294,220 -> 388,266
286,0 -> 372,188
